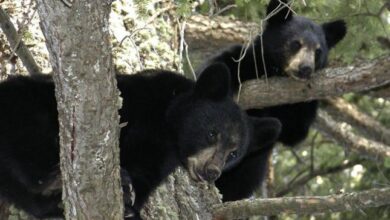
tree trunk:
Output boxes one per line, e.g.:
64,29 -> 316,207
36,1 -> 123,219
140,167 -> 221,219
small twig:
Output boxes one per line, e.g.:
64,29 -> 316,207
145,5 -> 175,26
276,158 -> 363,197
61,0 -> 73,8
0,7 -> 41,75
177,18 -> 187,74
208,0 -> 216,17
184,40 -> 196,80
259,20 -> 268,86
212,4 -> 237,17
290,148 -> 305,165
119,33 -> 144,70
310,131 -> 320,174
10,4 -> 37,62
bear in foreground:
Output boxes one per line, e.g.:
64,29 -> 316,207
197,0 -> 347,201
0,63 -> 281,219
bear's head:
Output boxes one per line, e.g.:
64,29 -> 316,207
167,63 -> 281,182
262,0 -> 347,80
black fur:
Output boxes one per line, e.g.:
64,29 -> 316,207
0,63 -> 281,219
197,0 -> 347,201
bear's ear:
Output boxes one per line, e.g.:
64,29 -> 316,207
322,20 -> 347,49
194,63 -> 231,100
266,0 -> 293,25
248,117 -> 282,154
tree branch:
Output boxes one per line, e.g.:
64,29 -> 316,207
186,14 -> 256,54
324,97 -> 390,146
314,110 -> 390,160
367,84 -> 390,100
238,56 -> 390,109
0,7 -> 41,75
213,187 -> 390,220
276,158 -> 363,197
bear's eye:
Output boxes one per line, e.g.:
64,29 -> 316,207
227,150 -> 238,161
290,40 -> 301,52
207,130 -> 218,143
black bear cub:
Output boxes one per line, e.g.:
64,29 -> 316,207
0,63 -> 281,219
197,0 -> 347,201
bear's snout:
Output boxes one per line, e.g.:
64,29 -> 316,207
202,165 -> 221,182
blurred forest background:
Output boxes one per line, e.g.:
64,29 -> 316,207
0,0 -> 389,219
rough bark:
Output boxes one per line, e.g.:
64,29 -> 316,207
237,56 -> 390,109
186,14 -> 255,48
36,1 -> 123,219
0,7 -> 41,75
314,110 -> 390,160
141,167 -> 221,220
324,97 -> 390,146
213,187 -> 390,220
186,14 -> 258,64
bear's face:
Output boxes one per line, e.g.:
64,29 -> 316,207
168,63 -> 281,183
178,99 -> 249,183
167,63 -> 250,182
263,0 -> 347,80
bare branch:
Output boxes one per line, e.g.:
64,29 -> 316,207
314,110 -> 390,160
238,56 -> 390,109
324,97 -> 390,146
0,7 -> 41,75
276,158 -> 363,197
213,187 -> 390,220
367,84 -> 390,100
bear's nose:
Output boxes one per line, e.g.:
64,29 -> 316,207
204,166 -> 221,182
298,65 -> 313,79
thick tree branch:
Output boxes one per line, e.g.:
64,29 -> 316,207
314,110 -> 390,160
0,7 -> 41,75
324,97 -> 390,146
186,14 -> 256,56
213,187 -> 390,220
238,56 -> 390,109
